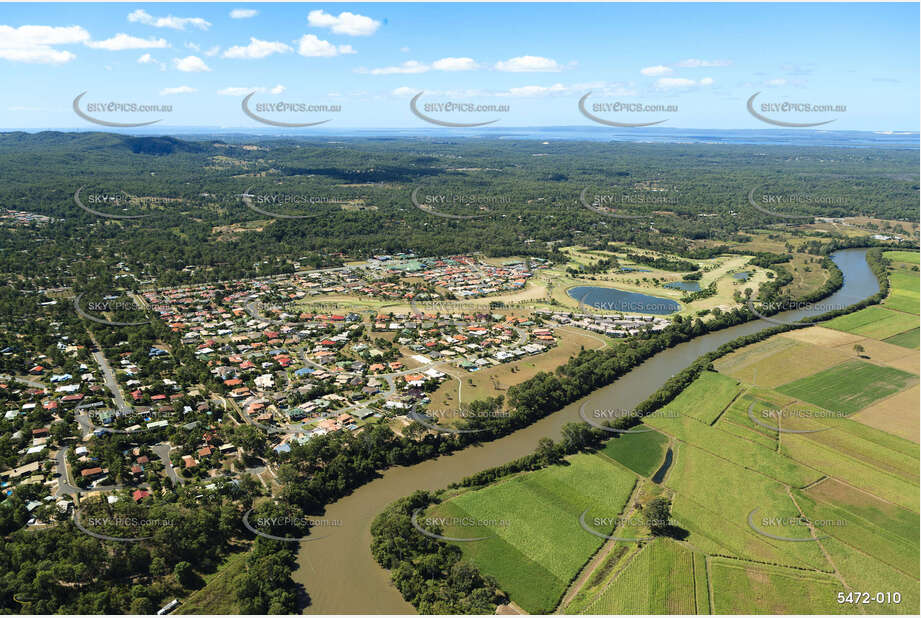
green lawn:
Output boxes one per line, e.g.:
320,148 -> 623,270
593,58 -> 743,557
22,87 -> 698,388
825,305 -> 918,340
777,359 -> 916,415
435,453 -> 636,614
601,427 -> 669,477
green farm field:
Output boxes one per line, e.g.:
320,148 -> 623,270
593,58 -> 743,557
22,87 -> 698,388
825,305 -> 918,340
579,539 -> 698,614
709,559 -> 853,614
884,270 -> 920,315
600,427 -> 669,477
434,453 -> 636,614
884,250 -> 921,264
656,371 -> 741,424
776,359 -> 917,415
884,326 -> 920,349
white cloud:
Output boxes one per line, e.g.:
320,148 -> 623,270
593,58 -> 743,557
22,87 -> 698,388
204,45 -> 221,57
0,24 -> 89,63
160,85 -> 196,95
185,42 -> 200,51
296,34 -> 355,57
391,86 -> 417,97
494,55 -> 561,72
362,60 -> 429,75
128,9 -> 211,31
655,77 -> 714,89
223,37 -> 292,59
432,57 -> 478,71
400,46 -> 410,53
218,84 -> 286,96
675,58 -> 731,68
86,33 -> 169,51
307,10 -> 380,36
173,55 -> 211,72
137,53 -> 166,70
640,65 -> 673,77
502,83 -> 568,97
765,78 -> 787,87
230,9 -> 259,19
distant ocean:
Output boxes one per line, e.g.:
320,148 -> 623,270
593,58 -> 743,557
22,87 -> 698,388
17,126 -> 921,149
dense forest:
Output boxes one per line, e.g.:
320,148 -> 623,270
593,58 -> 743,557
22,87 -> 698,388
0,131 -> 917,289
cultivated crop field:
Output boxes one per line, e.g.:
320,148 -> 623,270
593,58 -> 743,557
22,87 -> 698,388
656,371 -> 741,424
714,335 -> 850,388
709,559 -> 852,614
776,358 -> 917,415
600,427 -> 669,477
825,305 -> 919,340
581,539 -> 698,614
884,270 -> 920,315
433,453 -> 636,614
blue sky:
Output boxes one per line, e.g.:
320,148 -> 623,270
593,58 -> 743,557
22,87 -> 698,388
1,2 -> 918,130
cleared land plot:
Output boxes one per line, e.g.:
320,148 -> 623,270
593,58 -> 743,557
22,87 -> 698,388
851,384 -> 920,443
427,327 -> 606,411
777,359 -> 917,416
709,559 -> 852,614
715,336 -> 849,388
582,539 -> 697,614
436,453 -> 636,614
779,326 -> 863,348
824,305 -> 918,341
716,389 -> 800,450
600,427 -> 669,477
845,338 -> 921,373
658,371 -> 741,424
884,327 -> 920,350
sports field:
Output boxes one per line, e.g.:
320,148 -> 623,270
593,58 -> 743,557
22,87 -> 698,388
434,453 -> 636,614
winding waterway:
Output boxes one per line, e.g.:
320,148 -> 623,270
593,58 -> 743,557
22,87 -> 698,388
295,248 -> 877,614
